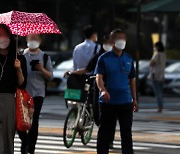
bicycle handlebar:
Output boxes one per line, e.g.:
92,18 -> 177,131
89,76 -> 96,79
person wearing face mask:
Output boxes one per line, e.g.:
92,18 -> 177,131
68,35 -> 112,75
95,29 -> 138,154
18,34 -> 53,154
73,25 -> 101,71
0,24 -> 27,154
65,35 -> 112,126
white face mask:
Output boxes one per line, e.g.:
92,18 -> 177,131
115,39 -> 126,50
103,44 -> 112,52
0,37 -> 10,49
27,40 -> 40,50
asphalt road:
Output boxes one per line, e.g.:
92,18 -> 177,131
15,95 -> 180,154
39,95 -> 180,127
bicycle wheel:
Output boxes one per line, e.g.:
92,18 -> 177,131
81,108 -> 94,145
63,107 -> 78,148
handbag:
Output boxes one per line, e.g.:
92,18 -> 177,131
16,88 -> 34,131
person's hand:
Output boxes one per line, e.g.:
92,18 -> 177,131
64,71 -> 71,78
29,108 -> 34,119
101,90 -> 110,103
14,59 -> 21,71
35,63 -> 44,71
133,100 -> 138,112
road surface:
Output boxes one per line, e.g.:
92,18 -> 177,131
14,95 -> 180,154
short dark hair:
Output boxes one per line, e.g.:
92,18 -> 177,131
155,41 -> 165,52
83,25 -> 97,39
110,29 -> 125,39
0,24 -> 16,59
102,35 -> 110,43
26,34 -> 42,40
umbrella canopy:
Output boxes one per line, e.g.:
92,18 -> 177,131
0,10 -> 61,36
129,0 -> 180,13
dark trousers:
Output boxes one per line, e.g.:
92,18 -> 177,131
97,103 -> 133,154
152,80 -> 164,108
18,97 -> 44,153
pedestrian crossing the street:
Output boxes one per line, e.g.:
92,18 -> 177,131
14,134 -> 180,154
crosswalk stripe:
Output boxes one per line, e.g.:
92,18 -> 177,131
15,135 -> 180,148
14,148 -> 71,154
14,134 -> 180,154
14,136 -> 150,153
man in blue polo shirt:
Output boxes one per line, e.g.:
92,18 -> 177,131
95,29 -> 138,154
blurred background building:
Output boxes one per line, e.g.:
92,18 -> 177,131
1,0 -> 180,60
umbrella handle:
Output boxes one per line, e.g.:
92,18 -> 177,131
16,35 -> 18,59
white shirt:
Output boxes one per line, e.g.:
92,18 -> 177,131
150,52 -> 166,81
73,39 -> 100,70
24,49 -> 53,97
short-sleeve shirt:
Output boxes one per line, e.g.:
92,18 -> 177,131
95,51 -> 135,105
73,39 -> 101,70
24,49 -> 53,98
150,52 -> 166,81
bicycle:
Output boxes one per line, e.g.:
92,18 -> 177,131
63,74 -> 95,148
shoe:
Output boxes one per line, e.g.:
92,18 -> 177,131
27,149 -> 35,154
21,150 -> 28,154
21,142 -> 28,154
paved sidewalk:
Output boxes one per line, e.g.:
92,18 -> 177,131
134,108 -> 180,122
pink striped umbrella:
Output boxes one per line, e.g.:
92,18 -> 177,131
0,10 -> 61,36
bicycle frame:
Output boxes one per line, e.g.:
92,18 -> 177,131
66,79 -> 93,132
64,75 -> 96,148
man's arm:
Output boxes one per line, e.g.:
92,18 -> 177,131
38,66 -> 53,80
95,56 -> 110,103
130,78 -> 136,101
96,74 -> 106,92
129,60 -> 138,112
72,69 -> 87,75
129,78 -> 138,112
36,56 -> 53,80
96,74 -> 110,103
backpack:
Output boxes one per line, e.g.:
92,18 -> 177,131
93,44 -> 98,55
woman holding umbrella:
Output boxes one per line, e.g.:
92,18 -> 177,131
0,10 -> 61,154
0,24 -> 27,154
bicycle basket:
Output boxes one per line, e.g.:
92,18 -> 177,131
64,74 -> 88,102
